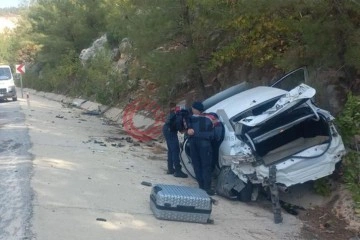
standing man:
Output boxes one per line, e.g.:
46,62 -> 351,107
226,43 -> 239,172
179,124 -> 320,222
205,112 -> 225,172
187,101 -> 215,195
162,102 -> 188,178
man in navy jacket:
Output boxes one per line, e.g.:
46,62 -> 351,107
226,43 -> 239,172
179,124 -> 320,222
187,101 -> 215,195
162,102 -> 188,178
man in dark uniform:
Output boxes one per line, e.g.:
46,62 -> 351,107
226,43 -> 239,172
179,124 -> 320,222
187,101 -> 215,195
162,102 -> 188,178
205,112 -> 225,172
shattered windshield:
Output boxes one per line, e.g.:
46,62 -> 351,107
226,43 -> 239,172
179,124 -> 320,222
0,67 -> 12,80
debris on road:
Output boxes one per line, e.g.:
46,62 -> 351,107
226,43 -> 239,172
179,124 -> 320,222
96,218 -> 107,222
82,110 -> 101,116
141,181 -> 152,187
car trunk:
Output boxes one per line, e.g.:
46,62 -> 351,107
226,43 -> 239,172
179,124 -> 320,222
242,106 -> 331,166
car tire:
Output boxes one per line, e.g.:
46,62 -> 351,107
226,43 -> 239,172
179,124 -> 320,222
237,181 -> 253,202
215,167 -> 240,200
12,97 -> 17,101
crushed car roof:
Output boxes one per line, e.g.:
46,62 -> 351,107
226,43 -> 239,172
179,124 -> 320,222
206,86 -> 286,119
239,84 -> 316,127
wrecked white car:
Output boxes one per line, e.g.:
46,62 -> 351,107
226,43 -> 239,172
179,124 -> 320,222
180,67 -> 346,205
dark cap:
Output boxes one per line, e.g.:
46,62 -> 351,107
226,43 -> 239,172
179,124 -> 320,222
192,101 -> 204,112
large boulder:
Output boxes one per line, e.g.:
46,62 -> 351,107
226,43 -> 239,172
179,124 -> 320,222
79,35 -> 107,64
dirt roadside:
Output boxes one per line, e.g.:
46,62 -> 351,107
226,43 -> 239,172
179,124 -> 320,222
18,90 -> 359,240
298,185 -> 360,240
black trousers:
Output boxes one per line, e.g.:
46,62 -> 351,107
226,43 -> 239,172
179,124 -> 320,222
189,137 -> 213,191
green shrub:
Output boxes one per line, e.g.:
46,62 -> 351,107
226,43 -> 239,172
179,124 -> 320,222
334,93 -> 360,206
76,49 -> 127,105
336,93 -> 360,145
342,151 -> 360,208
313,177 -> 332,196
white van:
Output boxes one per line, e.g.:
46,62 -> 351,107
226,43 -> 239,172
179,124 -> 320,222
0,65 -> 17,101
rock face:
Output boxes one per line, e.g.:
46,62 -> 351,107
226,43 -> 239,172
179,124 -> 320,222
115,38 -> 132,73
79,36 -> 132,73
79,35 -> 107,64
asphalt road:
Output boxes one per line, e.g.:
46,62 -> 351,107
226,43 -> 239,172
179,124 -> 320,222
0,93 -> 306,240
0,100 -> 32,239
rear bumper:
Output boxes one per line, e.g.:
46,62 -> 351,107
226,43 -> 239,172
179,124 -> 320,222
229,135 -> 346,187
256,137 -> 346,187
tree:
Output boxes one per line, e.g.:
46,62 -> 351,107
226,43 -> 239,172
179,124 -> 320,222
27,0 -> 106,66
104,0 -> 212,100
9,0 -> 360,101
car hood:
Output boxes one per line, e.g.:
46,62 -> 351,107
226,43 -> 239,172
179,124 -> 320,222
239,84 -> 316,127
0,80 -> 14,87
